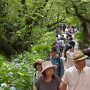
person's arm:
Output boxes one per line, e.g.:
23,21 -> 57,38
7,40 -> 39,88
33,73 -> 36,90
60,82 -> 67,90
60,69 -> 69,90
33,85 -> 37,90
33,77 -> 40,90
59,59 -> 64,78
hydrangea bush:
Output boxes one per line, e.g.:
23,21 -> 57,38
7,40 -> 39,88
0,53 -> 34,90
0,31 -> 55,90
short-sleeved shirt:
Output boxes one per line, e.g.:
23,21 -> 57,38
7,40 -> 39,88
62,66 -> 90,90
35,75 -> 60,90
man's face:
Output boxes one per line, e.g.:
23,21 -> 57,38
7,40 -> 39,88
50,51 -> 56,57
74,59 -> 86,70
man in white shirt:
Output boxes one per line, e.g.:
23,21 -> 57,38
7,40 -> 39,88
60,50 -> 90,90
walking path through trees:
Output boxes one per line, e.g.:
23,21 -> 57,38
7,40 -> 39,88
53,25 -> 90,69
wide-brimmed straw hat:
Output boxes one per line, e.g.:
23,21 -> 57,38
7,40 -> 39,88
41,61 -> 56,74
73,50 -> 88,62
33,59 -> 44,69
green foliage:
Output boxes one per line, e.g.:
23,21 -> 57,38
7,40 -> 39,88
0,53 -> 34,90
74,28 -> 85,48
1,0 -> 89,56
0,0 -> 90,89
64,16 -> 80,26
31,26 -> 48,44
37,31 -> 55,45
0,30 -> 55,89
31,31 -> 56,60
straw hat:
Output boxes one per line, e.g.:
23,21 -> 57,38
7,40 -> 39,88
41,61 -> 56,74
33,59 -> 44,69
73,50 -> 88,62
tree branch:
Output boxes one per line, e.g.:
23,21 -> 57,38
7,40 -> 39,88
47,17 -> 66,29
43,0 -> 49,7
71,0 -> 90,23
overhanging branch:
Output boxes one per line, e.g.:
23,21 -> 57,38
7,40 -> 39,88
71,0 -> 90,23
47,17 -> 66,29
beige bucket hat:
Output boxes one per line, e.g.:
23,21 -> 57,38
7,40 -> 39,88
41,61 -> 56,74
73,50 -> 88,62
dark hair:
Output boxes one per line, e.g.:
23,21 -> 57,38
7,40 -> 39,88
82,48 -> 90,57
51,47 -> 57,52
33,60 -> 43,70
68,45 -> 74,49
69,37 -> 73,40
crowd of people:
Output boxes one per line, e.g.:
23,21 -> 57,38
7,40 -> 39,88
32,26 -> 90,90
54,26 -> 79,68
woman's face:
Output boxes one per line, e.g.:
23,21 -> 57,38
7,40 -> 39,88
36,64 -> 42,71
45,67 -> 55,76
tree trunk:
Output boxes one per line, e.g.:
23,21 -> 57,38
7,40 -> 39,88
81,22 -> 90,48
86,23 -> 90,37
0,37 -> 17,57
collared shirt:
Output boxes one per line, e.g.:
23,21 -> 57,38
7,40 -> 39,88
48,55 -> 64,78
62,66 -> 90,90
